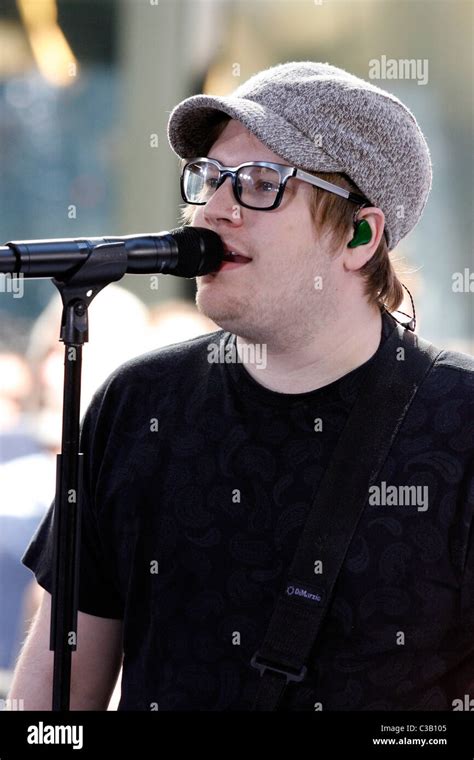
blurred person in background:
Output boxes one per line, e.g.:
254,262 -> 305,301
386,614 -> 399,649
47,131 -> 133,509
0,283 -> 150,692
147,298 -> 217,350
0,352 -> 32,440
0,318 -> 38,465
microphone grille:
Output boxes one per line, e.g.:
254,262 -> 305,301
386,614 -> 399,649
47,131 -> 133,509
168,226 -> 224,277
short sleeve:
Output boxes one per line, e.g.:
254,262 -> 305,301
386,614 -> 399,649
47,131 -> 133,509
22,382 -> 124,619
461,462 -> 474,620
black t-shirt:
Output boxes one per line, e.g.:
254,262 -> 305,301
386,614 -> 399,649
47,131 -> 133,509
23,311 -> 474,711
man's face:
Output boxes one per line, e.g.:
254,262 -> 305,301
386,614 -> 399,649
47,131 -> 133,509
190,119 -> 342,348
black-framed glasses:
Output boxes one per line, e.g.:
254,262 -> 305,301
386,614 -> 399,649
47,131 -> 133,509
180,156 -> 369,211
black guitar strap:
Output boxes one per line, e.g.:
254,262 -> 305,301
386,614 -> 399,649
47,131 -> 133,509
251,314 -> 442,710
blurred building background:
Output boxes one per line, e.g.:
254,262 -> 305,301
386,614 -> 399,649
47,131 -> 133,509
0,0 -> 473,341
0,0 -> 472,701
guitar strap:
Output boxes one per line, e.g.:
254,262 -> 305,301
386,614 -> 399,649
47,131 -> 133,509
251,315 -> 442,710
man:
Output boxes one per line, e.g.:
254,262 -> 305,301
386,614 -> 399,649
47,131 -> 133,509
9,62 -> 474,711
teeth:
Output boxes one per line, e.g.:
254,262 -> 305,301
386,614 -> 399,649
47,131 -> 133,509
223,250 -> 250,262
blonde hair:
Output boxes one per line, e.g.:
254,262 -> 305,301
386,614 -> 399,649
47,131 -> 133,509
307,171 -> 404,312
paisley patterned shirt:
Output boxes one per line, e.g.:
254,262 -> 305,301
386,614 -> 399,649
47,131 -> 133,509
23,312 -> 474,710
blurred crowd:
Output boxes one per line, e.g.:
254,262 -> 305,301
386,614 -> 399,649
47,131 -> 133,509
0,287 -> 217,700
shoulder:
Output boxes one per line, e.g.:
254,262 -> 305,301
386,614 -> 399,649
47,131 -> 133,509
430,347 -> 474,381
387,311 -> 474,391
418,344 -> 474,401
439,351 -> 474,374
89,329 -> 227,404
388,314 -> 474,404
80,329 -> 228,439
113,329 -> 225,379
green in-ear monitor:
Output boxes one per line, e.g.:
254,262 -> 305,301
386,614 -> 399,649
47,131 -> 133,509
348,218 -> 372,248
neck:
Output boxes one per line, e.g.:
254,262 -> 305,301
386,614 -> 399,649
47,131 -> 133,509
236,304 -> 383,394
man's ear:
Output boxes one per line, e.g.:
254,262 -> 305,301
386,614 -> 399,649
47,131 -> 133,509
343,208 -> 385,272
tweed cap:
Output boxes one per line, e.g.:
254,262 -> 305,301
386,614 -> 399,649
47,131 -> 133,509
167,61 -> 432,251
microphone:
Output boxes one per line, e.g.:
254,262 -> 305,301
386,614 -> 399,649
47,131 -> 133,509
0,226 -> 223,280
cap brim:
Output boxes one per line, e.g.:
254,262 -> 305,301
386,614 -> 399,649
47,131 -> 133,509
167,94 -> 343,173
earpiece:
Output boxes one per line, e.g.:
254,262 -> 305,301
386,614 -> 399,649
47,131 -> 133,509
347,218 -> 372,248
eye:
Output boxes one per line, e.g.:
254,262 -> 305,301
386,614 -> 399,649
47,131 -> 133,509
257,180 -> 278,193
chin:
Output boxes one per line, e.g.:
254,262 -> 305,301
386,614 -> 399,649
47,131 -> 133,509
198,302 -> 265,343
196,281 -> 269,342
197,309 -> 240,335
196,292 -> 237,332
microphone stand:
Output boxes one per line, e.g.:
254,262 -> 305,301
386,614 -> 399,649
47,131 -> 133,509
49,242 -> 128,710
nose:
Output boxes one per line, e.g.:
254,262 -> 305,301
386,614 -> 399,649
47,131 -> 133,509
203,175 -> 243,227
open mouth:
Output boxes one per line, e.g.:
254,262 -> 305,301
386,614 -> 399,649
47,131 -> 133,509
221,249 -> 252,264
215,245 -> 253,272
217,251 -> 252,272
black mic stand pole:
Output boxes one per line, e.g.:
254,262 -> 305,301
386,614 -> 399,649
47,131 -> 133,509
49,242 -> 128,710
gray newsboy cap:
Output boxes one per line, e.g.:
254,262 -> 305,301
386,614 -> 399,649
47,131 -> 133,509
167,61 -> 432,251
